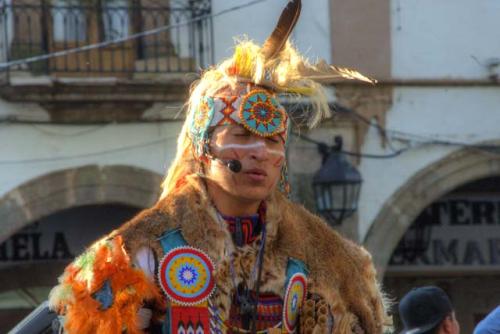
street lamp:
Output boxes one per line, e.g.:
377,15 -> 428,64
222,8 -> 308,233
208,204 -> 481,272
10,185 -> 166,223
312,136 -> 362,225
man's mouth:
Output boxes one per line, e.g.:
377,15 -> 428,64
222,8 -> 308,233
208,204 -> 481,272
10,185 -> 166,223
244,168 -> 267,181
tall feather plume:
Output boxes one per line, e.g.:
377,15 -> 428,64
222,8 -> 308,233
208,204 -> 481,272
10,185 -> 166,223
260,0 -> 302,61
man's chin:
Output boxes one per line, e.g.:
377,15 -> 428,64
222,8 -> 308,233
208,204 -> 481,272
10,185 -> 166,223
231,188 -> 271,203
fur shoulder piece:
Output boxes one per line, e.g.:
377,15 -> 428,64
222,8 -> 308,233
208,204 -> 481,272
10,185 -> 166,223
116,175 -> 227,261
273,193 -> 389,333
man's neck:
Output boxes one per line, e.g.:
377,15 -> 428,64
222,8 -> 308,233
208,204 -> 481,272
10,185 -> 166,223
206,182 -> 260,216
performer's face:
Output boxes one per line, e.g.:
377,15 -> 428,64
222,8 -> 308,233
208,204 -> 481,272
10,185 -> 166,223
206,125 -> 286,202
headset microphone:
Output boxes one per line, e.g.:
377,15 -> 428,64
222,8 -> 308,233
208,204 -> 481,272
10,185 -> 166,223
226,159 -> 242,173
205,145 -> 242,173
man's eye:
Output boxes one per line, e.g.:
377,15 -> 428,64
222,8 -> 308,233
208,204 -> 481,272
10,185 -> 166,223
267,137 -> 280,143
234,133 -> 250,137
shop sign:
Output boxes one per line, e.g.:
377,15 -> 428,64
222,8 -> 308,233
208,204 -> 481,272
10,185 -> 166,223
0,231 -> 73,262
0,217 -> 117,267
388,197 -> 500,273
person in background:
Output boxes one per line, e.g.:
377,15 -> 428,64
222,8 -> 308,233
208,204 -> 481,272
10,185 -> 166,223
474,306 -> 500,334
398,286 -> 460,334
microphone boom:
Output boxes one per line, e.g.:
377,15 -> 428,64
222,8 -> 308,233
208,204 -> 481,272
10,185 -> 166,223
227,160 -> 242,173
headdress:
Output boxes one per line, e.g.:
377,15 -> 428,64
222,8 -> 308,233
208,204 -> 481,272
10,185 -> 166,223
161,0 -> 373,198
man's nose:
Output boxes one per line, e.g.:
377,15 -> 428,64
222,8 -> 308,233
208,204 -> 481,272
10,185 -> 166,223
249,141 -> 269,161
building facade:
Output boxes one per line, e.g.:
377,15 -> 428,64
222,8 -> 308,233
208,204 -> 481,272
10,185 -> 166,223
0,0 -> 499,332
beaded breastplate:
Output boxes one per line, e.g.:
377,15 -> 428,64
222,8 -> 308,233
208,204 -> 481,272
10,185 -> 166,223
156,222 -> 308,333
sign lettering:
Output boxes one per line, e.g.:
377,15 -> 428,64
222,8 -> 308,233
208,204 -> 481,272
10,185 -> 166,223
388,197 -> 500,273
0,232 -> 73,262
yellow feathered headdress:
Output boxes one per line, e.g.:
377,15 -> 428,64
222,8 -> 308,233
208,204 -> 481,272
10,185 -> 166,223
161,0 -> 374,198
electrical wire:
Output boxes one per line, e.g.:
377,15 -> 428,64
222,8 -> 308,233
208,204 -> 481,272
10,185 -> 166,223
347,110 -> 500,155
291,131 -> 410,159
0,135 -> 175,165
346,110 -> 404,154
0,0 -> 269,70
28,124 -> 110,137
0,117 -> 180,125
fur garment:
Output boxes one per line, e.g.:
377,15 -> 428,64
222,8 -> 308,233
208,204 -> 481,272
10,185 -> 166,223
115,175 -> 389,333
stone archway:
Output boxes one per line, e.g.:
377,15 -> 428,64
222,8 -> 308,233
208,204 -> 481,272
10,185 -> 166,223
363,145 -> 500,277
0,165 -> 163,244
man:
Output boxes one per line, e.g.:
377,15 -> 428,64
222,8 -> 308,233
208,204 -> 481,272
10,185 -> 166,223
474,306 -> 500,334
399,286 -> 460,334
48,0 -> 389,332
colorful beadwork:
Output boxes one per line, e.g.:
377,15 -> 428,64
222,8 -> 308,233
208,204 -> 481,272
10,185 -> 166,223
239,89 -> 287,137
158,246 -> 216,305
193,96 -> 215,135
169,301 -> 210,334
229,292 -> 283,331
208,299 -> 227,333
283,273 -> 307,332
214,96 -> 239,126
189,96 -> 215,156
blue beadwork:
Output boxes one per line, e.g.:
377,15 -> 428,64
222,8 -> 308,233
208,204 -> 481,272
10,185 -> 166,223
239,90 -> 286,137
178,264 -> 199,286
92,280 -> 113,310
189,96 -> 216,156
159,228 -> 188,252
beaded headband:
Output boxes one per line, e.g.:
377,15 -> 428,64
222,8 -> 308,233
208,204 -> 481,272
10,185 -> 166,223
189,85 -> 289,157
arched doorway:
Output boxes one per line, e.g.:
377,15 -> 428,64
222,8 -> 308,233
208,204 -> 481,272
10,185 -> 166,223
384,176 -> 500,333
364,145 -> 500,274
0,164 -> 162,244
0,165 -> 162,332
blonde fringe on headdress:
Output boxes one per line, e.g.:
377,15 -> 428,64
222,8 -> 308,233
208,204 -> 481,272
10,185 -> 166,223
159,37 -> 373,199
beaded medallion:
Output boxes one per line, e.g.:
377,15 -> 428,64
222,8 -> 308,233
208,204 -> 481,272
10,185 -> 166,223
158,246 -> 216,305
283,272 -> 307,332
239,89 -> 287,137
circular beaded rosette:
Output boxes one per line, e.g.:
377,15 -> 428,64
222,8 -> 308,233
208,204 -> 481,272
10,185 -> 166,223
158,246 -> 216,305
239,89 -> 287,137
283,273 -> 307,332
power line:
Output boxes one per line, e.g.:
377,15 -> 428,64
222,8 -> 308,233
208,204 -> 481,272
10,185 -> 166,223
291,131 -> 410,159
347,109 -> 404,154
0,0 -> 268,70
346,110 -> 500,155
0,117 -> 180,126
292,125 -> 500,159
0,135 -> 176,165
28,124 -> 110,137
341,148 -> 407,159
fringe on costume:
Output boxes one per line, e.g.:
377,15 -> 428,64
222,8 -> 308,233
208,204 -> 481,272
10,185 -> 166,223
49,236 -> 163,334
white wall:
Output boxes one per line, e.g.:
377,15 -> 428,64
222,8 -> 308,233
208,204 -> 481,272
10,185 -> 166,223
212,0 -> 331,63
0,120 -> 182,198
358,87 -> 500,240
392,0 -> 500,79
355,0 -> 500,240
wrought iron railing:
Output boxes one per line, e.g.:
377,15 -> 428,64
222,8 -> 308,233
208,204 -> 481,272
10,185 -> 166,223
0,0 -> 212,80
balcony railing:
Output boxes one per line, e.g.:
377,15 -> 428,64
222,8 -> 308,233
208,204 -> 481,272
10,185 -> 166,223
0,0 -> 213,82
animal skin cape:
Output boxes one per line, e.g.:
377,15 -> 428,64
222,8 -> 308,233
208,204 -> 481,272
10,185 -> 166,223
50,175 -> 388,333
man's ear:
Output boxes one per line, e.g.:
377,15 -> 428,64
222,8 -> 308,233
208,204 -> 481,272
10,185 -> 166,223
441,315 -> 454,333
